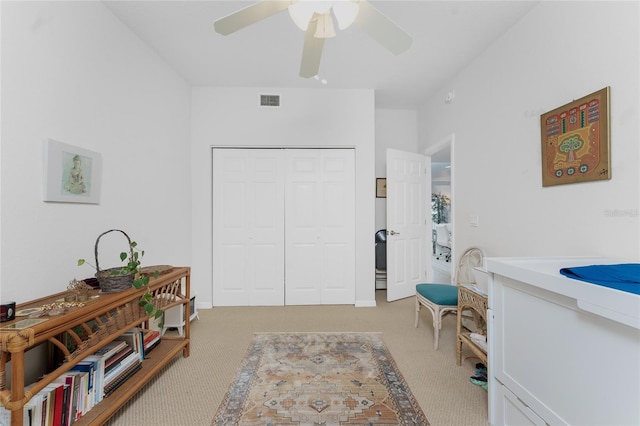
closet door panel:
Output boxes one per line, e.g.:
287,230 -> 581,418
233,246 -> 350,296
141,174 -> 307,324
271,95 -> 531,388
212,149 -> 285,306
319,150 -> 355,304
285,149 -> 355,305
285,243 -> 322,303
286,158 -> 321,305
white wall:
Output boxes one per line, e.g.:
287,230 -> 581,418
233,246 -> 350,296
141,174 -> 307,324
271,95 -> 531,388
190,88 -> 376,307
418,1 -> 639,260
374,109 -> 418,232
0,1 -> 192,303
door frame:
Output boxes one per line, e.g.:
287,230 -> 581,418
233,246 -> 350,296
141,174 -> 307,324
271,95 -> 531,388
424,133 -> 455,282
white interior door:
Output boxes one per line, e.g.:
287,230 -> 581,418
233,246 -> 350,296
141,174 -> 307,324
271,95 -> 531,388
212,149 -> 285,306
386,148 -> 430,302
285,149 -> 355,305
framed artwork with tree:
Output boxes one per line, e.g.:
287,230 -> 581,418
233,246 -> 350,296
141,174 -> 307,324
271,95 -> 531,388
540,87 -> 610,187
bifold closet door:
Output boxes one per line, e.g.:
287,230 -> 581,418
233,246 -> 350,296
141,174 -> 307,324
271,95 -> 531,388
212,149 -> 285,306
212,148 -> 355,306
284,149 -> 355,305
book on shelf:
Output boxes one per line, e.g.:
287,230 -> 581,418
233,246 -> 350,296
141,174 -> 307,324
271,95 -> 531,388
54,370 -> 87,426
145,338 -> 161,355
82,336 -> 131,403
103,351 -> 141,387
143,329 -> 161,355
63,372 -> 83,425
40,383 -> 60,426
82,353 -> 106,406
25,394 -> 42,426
61,383 -> 71,426
93,339 -> 127,359
52,374 -> 72,426
142,329 -> 159,344
15,334 -> 147,426
69,361 -> 97,415
0,405 -> 9,426
115,328 -> 144,361
23,392 -> 43,426
104,345 -> 133,374
0,408 -> 30,426
22,398 -> 35,426
0,401 -> 30,426
103,361 -> 143,397
40,329 -> 145,420
73,370 -> 90,418
40,391 -> 50,426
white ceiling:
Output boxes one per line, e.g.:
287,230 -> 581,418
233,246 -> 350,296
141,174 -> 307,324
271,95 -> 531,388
103,0 -> 538,110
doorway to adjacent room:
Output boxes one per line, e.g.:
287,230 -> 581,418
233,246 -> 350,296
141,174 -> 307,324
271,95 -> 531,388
425,134 -> 453,284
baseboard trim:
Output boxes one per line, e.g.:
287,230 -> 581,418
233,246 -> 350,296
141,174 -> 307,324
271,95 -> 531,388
355,299 -> 377,308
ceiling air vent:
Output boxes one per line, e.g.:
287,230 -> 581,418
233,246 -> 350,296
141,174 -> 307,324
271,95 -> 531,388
260,94 -> 280,107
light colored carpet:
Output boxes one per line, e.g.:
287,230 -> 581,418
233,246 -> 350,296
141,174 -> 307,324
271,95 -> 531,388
105,291 -> 489,426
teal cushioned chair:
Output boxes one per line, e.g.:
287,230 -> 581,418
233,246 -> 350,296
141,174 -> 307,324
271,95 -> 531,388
415,247 -> 485,350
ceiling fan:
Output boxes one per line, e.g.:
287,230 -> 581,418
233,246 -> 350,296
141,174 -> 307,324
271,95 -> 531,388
213,0 -> 413,78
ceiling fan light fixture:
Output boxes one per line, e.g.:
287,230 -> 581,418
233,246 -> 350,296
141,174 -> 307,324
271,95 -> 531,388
288,2 -> 314,30
314,12 -> 336,38
289,0 -> 357,32
289,1 -> 331,31
213,0 -> 412,79
332,0 -> 359,30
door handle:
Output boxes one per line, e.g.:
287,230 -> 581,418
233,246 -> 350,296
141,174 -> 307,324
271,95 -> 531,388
388,230 -> 400,235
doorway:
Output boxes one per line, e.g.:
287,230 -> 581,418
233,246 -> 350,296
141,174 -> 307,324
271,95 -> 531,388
424,134 -> 453,284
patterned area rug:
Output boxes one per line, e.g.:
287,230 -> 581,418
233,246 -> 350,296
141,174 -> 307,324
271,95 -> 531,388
212,332 -> 429,425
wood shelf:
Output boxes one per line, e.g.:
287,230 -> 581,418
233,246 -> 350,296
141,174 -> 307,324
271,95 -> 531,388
0,267 -> 191,426
456,285 -> 488,366
73,338 -> 188,425
458,331 -> 487,365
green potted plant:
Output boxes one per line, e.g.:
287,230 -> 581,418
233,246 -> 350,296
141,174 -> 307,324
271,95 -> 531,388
78,229 -> 163,324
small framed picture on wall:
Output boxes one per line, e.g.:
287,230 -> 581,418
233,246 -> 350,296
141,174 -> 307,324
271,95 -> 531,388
43,139 -> 102,204
376,178 -> 387,198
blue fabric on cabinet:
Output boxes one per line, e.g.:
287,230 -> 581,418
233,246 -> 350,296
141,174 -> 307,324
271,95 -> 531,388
559,263 -> 640,295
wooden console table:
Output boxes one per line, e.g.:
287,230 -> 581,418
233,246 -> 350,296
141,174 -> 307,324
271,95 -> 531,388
0,267 -> 191,426
456,285 -> 488,366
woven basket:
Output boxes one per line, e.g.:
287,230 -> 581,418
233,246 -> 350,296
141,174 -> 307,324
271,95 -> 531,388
115,309 -> 126,328
106,316 -> 117,334
94,229 -> 135,293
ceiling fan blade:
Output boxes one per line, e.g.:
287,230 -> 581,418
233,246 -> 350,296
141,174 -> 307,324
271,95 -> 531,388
354,1 -> 413,55
214,0 -> 290,36
300,15 -> 325,78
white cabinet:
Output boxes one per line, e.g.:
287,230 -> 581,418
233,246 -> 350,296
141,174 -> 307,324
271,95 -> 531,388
161,293 -> 198,336
494,384 -> 546,426
487,257 -> 640,426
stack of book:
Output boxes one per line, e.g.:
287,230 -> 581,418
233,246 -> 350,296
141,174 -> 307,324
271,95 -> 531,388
19,364 -> 90,426
101,329 -> 144,398
103,329 -> 144,397
143,329 -> 161,354
17,328 -> 147,425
